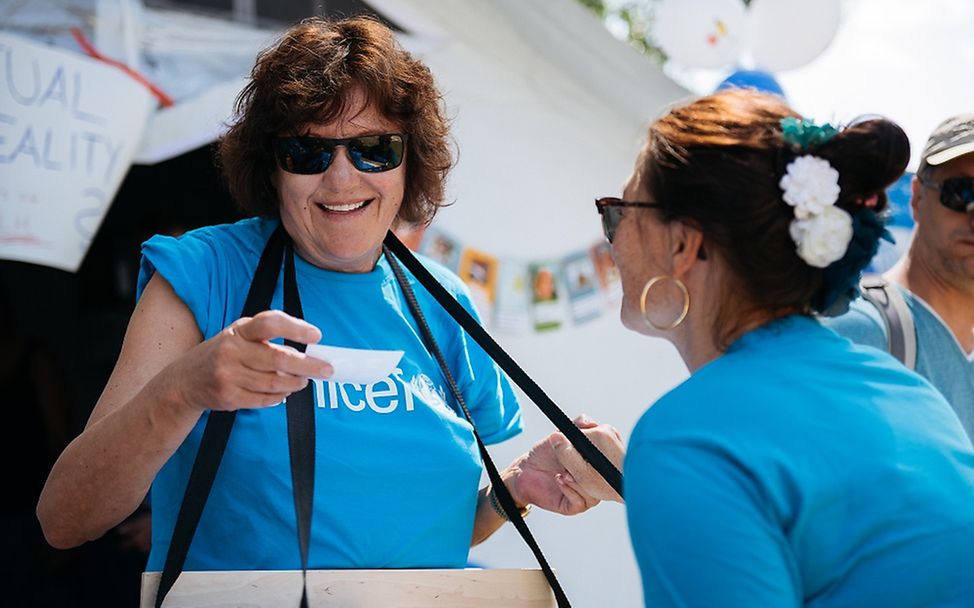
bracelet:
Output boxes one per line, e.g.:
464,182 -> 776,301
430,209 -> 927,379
487,484 -> 532,520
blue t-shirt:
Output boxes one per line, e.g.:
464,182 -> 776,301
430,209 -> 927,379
137,217 -> 522,571
625,315 -> 974,607
823,287 -> 974,440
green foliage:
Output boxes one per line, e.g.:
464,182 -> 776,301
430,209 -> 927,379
577,0 -> 754,62
576,0 -> 666,63
577,0 -> 610,18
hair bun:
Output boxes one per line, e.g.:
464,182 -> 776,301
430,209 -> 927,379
818,118 -> 910,211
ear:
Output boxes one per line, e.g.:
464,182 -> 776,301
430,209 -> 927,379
910,175 -> 922,221
667,221 -> 706,280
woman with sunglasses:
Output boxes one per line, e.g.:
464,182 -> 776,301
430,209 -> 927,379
554,89 -> 974,606
37,16 -> 600,581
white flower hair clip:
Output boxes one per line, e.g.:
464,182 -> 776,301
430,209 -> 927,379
778,117 -> 851,268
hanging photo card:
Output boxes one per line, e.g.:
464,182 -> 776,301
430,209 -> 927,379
419,227 -> 461,272
590,241 -> 623,305
561,250 -> 602,324
493,259 -> 531,335
457,246 -> 499,325
0,33 -> 154,271
528,261 -> 565,332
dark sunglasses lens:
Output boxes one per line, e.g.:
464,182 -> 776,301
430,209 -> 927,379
275,137 -> 334,174
348,135 -> 405,172
595,198 -> 622,243
941,177 -> 974,212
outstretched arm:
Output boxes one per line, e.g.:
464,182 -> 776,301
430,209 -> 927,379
470,415 -> 604,546
37,274 -> 331,548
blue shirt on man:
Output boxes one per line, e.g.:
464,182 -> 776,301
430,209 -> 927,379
823,286 -> 974,440
137,217 -> 522,571
625,315 -> 974,607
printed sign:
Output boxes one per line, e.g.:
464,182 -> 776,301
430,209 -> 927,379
0,33 -> 154,271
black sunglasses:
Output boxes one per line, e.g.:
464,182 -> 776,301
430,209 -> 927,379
595,197 -> 664,243
918,174 -> 974,213
273,133 -> 408,174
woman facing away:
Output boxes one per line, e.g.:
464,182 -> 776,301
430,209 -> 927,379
552,89 -> 974,606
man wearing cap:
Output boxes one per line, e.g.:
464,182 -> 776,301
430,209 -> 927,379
825,114 -> 974,440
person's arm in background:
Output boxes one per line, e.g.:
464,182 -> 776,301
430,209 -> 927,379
37,274 -> 330,548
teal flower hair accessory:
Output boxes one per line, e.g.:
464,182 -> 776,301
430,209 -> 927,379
780,116 -> 839,151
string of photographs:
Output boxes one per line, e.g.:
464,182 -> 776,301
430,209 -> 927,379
417,226 -> 623,334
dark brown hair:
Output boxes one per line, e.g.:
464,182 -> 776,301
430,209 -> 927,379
218,16 -> 453,225
640,89 -> 909,346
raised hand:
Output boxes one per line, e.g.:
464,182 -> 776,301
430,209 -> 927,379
502,415 -> 615,516
549,415 -> 625,503
171,310 -> 333,413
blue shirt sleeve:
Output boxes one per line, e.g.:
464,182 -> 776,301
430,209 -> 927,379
136,230 -> 226,339
625,437 -> 802,607
449,279 -> 523,445
417,258 -> 522,445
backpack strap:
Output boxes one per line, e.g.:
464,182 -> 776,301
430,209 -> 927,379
859,275 -> 917,370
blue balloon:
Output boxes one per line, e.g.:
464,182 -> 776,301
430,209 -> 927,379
866,172 -> 916,273
717,69 -> 785,98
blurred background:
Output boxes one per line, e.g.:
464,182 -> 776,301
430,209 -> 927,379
1,1 -> 971,605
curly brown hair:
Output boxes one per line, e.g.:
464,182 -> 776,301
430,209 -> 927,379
640,89 -> 909,347
218,16 -> 453,225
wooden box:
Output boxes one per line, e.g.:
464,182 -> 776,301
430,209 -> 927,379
141,568 -> 556,607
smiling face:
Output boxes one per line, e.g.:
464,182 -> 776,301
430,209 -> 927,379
273,87 -> 406,273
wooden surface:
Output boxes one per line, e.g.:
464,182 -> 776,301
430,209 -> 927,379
141,568 -> 556,607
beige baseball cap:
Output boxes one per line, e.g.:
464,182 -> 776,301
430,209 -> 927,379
919,113 -> 974,173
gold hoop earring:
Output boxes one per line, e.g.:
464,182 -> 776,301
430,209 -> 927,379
639,275 -> 690,331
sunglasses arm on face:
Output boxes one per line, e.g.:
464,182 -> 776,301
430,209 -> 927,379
594,197 -> 664,243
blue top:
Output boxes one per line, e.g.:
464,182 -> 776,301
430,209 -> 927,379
137,217 -> 522,571
823,286 -> 974,440
625,315 -> 974,607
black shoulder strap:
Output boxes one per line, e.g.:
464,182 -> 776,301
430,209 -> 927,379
859,275 -> 917,370
384,246 -> 572,608
383,231 -> 624,499
155,225 -> 287,607
282,241 -> 315,608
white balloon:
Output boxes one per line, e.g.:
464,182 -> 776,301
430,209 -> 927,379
652,0 -> 749,69
750,0 -> 842,72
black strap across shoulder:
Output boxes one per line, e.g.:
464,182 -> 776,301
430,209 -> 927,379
156,225 -> 623,608
158,225 -> 316,608
383,231 -> 624,498
155,224 -> 286,608
384,245 -> 572,608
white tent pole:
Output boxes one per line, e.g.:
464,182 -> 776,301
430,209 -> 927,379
119,0 -> 140,70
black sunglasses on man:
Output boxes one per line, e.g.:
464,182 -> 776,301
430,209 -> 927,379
918,175 -> 974,213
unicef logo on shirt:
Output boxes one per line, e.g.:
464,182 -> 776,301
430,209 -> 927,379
311,369 -> 446,415
410,373 -> 450,412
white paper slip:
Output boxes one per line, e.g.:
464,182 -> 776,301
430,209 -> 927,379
304,344 -> 405,385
